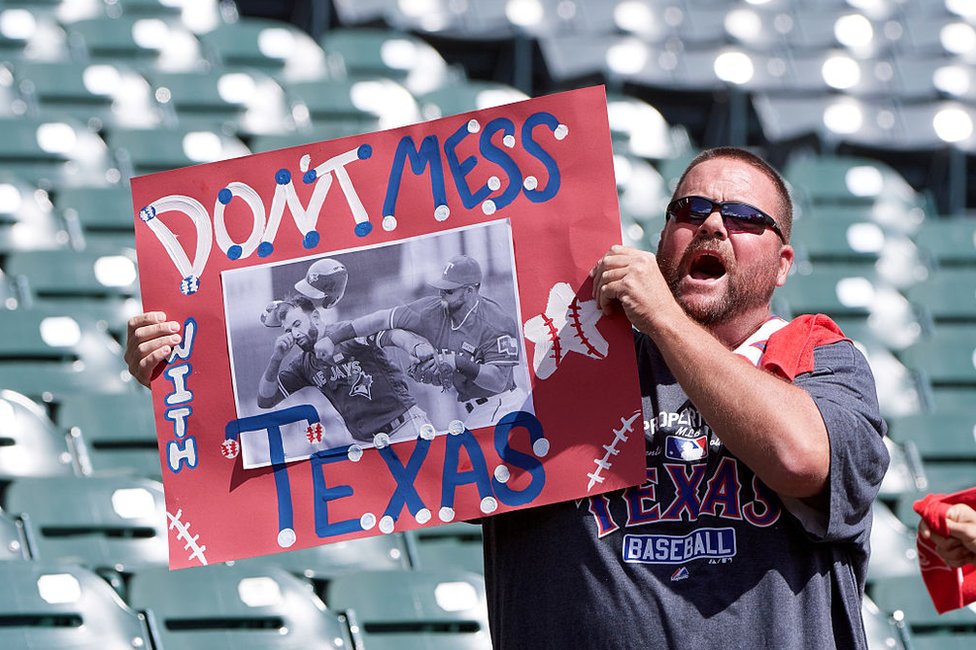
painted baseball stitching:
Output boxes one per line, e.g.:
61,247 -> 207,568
167,509 -> 208,566
587,410 -> 641,491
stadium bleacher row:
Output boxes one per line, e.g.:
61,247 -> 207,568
0,0 -> 975,648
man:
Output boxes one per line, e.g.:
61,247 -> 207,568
482,147 -> 889,648
257,295 -> 431,447
316,254 -> 525,430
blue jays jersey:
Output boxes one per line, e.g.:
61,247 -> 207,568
390,296 -> 519,402
482,317 -> 889,649
277,334 -> 415,443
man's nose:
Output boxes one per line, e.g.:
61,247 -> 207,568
698,209 -> 728,239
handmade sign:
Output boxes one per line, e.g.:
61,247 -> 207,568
132,85 -> 645,569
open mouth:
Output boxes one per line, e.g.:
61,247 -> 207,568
688,252 -> 727,280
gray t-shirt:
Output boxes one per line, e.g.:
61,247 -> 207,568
483,326 -> 889,649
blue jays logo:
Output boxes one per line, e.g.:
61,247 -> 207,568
349,371 -> 373,399
665,435 -> 708,462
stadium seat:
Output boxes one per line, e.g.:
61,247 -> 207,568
909,635 -> 976,650
0,508 -> 31,560
416,80 -> 528,121
886,410 -> 976,462
0,115 -> 116,189
320,27 -> 451,95
108,125 -> 250,178
862,595 -> 910,650
0,307 -> 134,401
906,268 -> 976,324
249,123 -> 373,153
326,568 -> 492,650
408,521 -> 485,575
57,391 -> 161,479
900,325 -> 976,387
0,562 -> 153,648
913,217 -> 976,267
607,92 -> 692,162
783,154 -> 923,212
868,573 -> 976,635
63,15 -> 206,72
197,16 -> 328,81
147,68 -> 292,136
127,563 -> 354,650
0,173 -> 69,254
0,388 -> 77,480
52,184 -> 137,251
2,475 -> 168,577
3,247 -> 141,337
892,462 -> 976,530
282,77 -> 383,133
867,502 -> 919,583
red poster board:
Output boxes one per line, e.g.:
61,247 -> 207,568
131,85 -> 645,569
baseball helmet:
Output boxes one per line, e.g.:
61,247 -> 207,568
295,258 -> 348,308
429,255 -> 482,290
260,299 -> 290,327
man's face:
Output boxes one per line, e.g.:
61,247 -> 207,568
656,158 -> 793,327
440,285 -> 471,314
283,306 -> 318,352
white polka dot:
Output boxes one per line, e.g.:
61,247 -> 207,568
420,423 -> 437,440
434,204 -> 450,221
533,437 -> 550,457
382,215 -> 397,231
494,465 -> 511,483
467,119 -> 480,133
347,445 -> 363,462
277,528 -> 296,548
360,513 -> 376,530
488,176 -> 501,191
503,134 -> 516,148
480,496 -> 498,514
554,124 -> 569,140
482,200 -> 496,215
523,176 -> 538,191
448,420 -> 465,435
373,433 -> 391,449
415,508 -> 432,524
379,515 -> 395,534
439,506 -> 456,522
300,154 -> 311,172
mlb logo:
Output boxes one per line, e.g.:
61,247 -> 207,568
665,435 -> 708,462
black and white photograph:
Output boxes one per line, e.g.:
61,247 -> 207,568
222,219 -> 534,468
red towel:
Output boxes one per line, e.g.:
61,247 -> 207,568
760,314 -> 847,380
913,488 -> 976,614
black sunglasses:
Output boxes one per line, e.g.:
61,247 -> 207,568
666,196 -> 786,242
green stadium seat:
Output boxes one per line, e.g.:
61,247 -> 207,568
887,411 -> 976,462
0,116 -> 116,189
914,217 -> 976,267
0,562 -> 153,648
868,573 -> 976,634
0,173 -> 69,254
53,184 -> 137,251
909,634 -> 976,650
3,475 -> 168,576
905,268 -> 976,324
320,27 -> 451,94
867,502 -> 919,584
326,568 -> 492,650
607,93 -> 693,162
0,308 -> 135,401
283,77 -> 384,133
792,215 -> 892,265
197,17 -> 328,81
57,391 -> 161,479
862,595 -> 909,650
0,388 -> 77,480
900,325 -> 976,387
127,563 -> 353,650
784,154 -> 924,211
892,463 -> 976,530
409,521 -> 485,575
249,123 -> 373,153
3,247 -> 141,336
0,509 -> 31,560
64,15 -> 205,72
108,125 -> 250,178
416,80 -> 528,121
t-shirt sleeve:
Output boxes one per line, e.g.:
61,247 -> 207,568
782,340 -> 889,543
389,297 -> 434,333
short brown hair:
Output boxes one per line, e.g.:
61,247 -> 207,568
673,147 -> 793,242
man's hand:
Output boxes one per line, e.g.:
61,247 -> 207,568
274,331 -> 296,358
125,312 -> 182,387
921,504 -> 976,568
590,245 -> 678,334
409,352 -> 456,391
411,341 -> 435,364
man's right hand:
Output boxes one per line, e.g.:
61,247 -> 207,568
125,312 -> 182,387
274,331 -> 296,357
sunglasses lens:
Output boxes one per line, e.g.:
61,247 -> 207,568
722,203 -> 767,232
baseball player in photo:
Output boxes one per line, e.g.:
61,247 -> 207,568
315,254 -> 527,430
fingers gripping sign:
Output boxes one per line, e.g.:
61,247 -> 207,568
125,311 -> 183,387
591,245 -> 673,333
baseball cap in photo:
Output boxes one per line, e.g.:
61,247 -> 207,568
295,258 -> 348,308
430,255 -> 482,290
